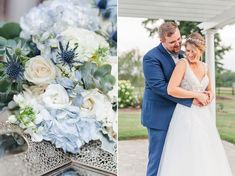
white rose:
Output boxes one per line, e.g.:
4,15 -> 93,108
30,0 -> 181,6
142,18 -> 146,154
60,27 -> 109,61
42,84 -> 70,109
23,84 -> 48,97
24,56 -> 57,84
80,89 -> 114,124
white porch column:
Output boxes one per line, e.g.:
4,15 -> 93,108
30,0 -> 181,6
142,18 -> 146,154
204,29 -> 217,122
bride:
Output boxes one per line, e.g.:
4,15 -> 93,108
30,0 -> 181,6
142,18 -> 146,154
157,32 -> 233,176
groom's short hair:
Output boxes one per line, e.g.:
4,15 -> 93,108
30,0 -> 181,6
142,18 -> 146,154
159,22 -> 178,40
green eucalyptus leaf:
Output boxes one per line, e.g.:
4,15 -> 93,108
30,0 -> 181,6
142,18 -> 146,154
94,64 -> 112,78
80,62 -> 97,74
0,36 -> 7,47
0,22 -> 6,28
104,74 -> 116,84
6,39 -> 17,48
99,75 -> 116,93
0,79 -> 11,92
79,62 -> 98,89
0,22 -> 22,39
0,80 -> 14,109
81,77 -> 95,89
0,49 -> 5,55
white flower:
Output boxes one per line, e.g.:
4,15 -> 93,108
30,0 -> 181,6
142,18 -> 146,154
8,115 -> 18,124
80,89 -> 114,124
24,126 -> 44,142
23,84 -> 48,98
42,84 -> 71,109
19,0 -> 100,59
13,94 -> 26,108
13,92 -> 41,112
24,56 -> 57,85
60,27 -> 109,61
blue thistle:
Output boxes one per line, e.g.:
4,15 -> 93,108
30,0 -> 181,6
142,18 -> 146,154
102,8 -> 111,19
97,0 -> 107,10
2,49 -> 24,82
57,41 -> 78,68
29,42 -> 41,57
110,30 -> 117,43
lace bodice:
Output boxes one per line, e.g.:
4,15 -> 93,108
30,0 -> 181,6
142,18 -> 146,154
180,59 -> 209,92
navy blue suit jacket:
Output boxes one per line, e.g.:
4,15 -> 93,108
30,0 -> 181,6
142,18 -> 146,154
141,43 -> 193,130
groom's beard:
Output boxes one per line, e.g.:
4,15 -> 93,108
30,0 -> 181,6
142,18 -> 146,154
171,42 -> 182,54
169,50 -> 180,57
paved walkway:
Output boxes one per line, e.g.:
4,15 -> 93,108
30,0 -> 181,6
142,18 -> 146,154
118,139 -> 235,176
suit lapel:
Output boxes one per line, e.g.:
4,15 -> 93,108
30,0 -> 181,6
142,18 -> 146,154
179,50 -> 185,59
158,43 -> 175,68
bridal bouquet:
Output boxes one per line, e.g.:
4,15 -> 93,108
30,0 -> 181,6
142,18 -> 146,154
0,0 -> 117,154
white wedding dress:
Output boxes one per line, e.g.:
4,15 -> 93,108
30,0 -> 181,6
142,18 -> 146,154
158,59 -> 233,176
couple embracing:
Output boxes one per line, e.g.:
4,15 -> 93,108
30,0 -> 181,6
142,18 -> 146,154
141,22 -> 233,176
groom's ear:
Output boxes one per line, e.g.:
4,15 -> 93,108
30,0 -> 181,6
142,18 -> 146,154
160,38 -> 165,43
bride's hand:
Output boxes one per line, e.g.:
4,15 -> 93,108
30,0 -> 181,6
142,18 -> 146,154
192,99 -> 203,107
204,91 -> 214,104
195,92 -> 209,106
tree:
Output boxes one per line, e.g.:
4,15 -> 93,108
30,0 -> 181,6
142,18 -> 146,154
142,19 -> 231,87
118,49 -> 144,87
221,70 -> 235,87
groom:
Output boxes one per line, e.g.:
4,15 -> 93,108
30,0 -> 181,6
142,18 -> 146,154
141,22 -> 206,176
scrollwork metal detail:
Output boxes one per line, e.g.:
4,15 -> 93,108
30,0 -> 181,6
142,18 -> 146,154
0,122 -> 117,176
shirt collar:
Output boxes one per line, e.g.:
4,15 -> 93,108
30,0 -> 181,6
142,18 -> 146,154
162,44 -> 179,59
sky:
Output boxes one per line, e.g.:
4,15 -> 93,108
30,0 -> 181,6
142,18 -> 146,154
118,17 -> 235,71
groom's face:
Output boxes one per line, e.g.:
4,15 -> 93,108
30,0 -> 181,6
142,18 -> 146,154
161,28 -> 182,54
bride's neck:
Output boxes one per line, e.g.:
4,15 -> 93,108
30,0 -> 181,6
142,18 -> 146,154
187,59 -> 200,68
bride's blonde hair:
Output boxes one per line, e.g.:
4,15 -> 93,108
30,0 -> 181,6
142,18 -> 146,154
185,32 -> 205,53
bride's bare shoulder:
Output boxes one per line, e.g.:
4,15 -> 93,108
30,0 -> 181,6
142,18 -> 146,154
176,58 -> 187,68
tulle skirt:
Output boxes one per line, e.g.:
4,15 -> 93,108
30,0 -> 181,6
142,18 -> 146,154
158,104 -> 233,176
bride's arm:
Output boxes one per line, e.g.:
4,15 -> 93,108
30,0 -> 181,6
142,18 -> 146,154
205,70 -> 214,102
167,60 -> 203,99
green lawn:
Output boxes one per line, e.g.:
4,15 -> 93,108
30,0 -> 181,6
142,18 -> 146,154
216,95 -> 235,144
118,110 -> 147,140
119,94 -> 235,144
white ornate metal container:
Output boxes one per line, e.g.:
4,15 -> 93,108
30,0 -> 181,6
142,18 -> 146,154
0,122 -> 117,176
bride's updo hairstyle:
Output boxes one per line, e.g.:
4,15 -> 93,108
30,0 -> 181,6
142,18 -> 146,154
185,32 -> 205,53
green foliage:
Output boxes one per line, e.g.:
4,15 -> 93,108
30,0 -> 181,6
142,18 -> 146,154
0,22 -> 21,39
79,62 -> 116,94
91,46 -> 109,65
16,106 -> 36,127
118,80 -> 138,108
0,22 -> 36,109
142,19 -> 231,87
0,40 -> 28,109
0,22 -> 30,60
0,79 -> 23,110
118,110 -> 147,140
214,33 -> 232,86
220,70 -> 235,87
118,49 -> 144,87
